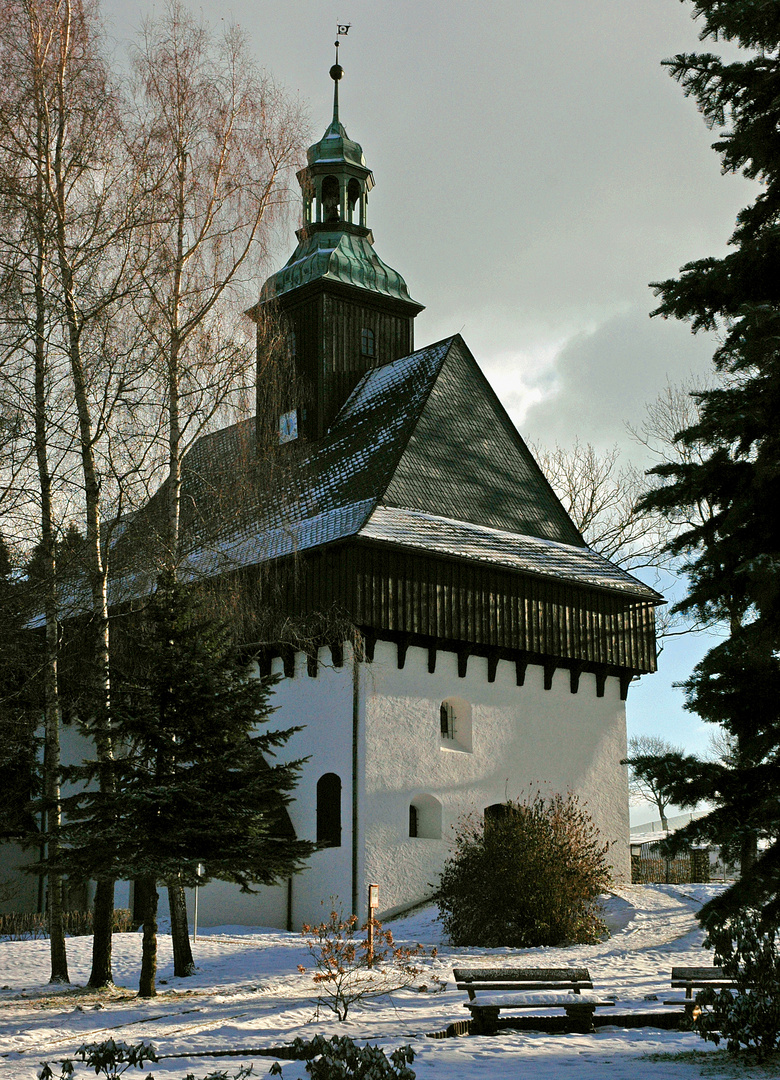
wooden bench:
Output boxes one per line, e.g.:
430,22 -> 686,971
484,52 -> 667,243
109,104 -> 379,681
453,966 -> 614,1034
666,967 -> 740,1017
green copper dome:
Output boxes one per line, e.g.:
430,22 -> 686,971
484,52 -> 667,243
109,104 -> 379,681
262,227 -> 419,304
259,60 -> 422,311
307,117 -> 366,170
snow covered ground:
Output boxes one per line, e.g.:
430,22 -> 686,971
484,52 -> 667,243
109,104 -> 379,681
0,884 -> 773,1079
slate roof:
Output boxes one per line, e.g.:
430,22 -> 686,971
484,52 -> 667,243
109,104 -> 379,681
360,506 -> 656,597
107,334 -> 659,604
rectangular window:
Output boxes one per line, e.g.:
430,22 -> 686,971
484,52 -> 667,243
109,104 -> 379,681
440,702 -> 454,739
360,327 -> 375,358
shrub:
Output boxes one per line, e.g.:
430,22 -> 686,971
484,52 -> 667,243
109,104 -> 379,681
270,1035 -> 415,1079
0,909 -> 133,940
298,909 -> 439,1021
39,1043 -> 253,1080
693,910 -> 780,1060
436,791 -> 611,947
39,1041 -> 158,1080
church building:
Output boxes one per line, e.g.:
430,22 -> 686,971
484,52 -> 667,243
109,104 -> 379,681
166,59 -> 661,929
0,57 -> 659,927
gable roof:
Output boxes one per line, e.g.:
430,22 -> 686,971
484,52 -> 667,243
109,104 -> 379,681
107,335 -> 659,606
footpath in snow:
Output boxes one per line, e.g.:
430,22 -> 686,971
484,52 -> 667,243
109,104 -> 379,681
0,884 -> 771,1080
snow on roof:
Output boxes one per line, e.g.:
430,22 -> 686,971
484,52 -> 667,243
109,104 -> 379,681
359,505 -> 658,599
76,336 -> 660,610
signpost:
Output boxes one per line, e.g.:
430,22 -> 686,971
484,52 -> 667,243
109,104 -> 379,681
367,883 -> 378,966
193,863 -> 205,940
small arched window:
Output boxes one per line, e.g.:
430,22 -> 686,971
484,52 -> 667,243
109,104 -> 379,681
360,327 -> 375,359
484,802 -> 522,834
316,773 -> 342,847
409,795 -> 443,840
439,697 -> 472,752
440,702 -> 454,739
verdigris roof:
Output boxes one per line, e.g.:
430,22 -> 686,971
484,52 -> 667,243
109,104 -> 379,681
262,229 -> 421,306
126,334 -> 659,604
307,116 -> 366,169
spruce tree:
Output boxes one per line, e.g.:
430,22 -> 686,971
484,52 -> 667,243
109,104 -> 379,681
56,575 -> 314,996
0,533 -> 40,840
632,0 -> 780,926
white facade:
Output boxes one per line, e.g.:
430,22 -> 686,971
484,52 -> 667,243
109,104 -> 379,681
185,638 -> 630,931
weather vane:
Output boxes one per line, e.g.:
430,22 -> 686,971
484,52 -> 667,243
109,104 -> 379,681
334,22 -> 350,65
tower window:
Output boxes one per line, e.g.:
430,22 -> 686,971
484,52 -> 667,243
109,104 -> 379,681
409,804 -> 419,838
347,177 -> 361,223
360,327 -> 375,359
316,772 -> 342,847
439,697 -> 473,753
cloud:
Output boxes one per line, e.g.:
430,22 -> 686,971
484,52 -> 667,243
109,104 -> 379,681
517,306 -> 718,459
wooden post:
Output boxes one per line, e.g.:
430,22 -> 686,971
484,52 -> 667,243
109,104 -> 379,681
367,883 -> 378,966
193,863 -> 205,940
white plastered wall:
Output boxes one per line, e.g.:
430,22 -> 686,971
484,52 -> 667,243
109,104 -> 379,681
361,641 -> 630,918
150,636 -> 633,930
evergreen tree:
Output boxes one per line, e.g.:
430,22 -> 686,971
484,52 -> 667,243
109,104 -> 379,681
633,0 -> 780,926
55,575 -> 314,996
0,533 -> 40,841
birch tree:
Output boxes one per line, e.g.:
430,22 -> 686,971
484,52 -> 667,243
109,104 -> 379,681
131,0 -> 305,570
0,0 -> 149,987
127,0 -> 304,974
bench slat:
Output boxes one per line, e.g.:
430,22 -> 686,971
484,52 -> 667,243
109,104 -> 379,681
465,992 -> 613,1008
456,981 -> 592,993
454,967 -> 590,982
670,967 -> 726,980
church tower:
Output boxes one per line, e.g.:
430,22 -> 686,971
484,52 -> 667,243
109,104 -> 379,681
250,55 -> 424,440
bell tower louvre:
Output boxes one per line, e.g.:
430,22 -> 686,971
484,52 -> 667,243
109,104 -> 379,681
247,52 -> 424,441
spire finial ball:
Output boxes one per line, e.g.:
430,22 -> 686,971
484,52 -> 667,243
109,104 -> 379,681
330,63 -> 344,82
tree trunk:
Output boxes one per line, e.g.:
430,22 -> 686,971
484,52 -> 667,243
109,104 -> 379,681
132,876 -> 154,931
49,8 -> 116,987
88,879 -> 115,988
740,832 -> 758,877
138,877 -> 158,998
168,879 -> 195,976
33,179 -> 68,985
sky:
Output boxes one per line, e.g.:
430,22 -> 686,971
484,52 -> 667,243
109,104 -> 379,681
100,0 -> 755,822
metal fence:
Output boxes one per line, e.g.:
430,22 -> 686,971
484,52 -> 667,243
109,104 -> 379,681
630,843 -> 710,884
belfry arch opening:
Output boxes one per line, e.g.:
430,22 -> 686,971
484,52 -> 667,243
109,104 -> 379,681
321,175 -> 341,222
347,177 -> 362,224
